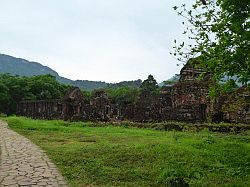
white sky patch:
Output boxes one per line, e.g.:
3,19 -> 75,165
0,0 -> 190,83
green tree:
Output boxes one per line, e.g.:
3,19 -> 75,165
0,74 -> 70,115
172,0 -> 250,85
107,87 -> 139,106
82,90 -> 91,103
28,75 -> 69,100
140,75 -> 159,93
0,82 -> 10,113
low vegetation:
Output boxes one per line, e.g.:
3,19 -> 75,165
2,116 -> 250,187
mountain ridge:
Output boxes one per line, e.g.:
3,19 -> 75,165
0,53 -> 142,91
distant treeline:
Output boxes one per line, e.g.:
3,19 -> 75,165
71,79 -> 143,91
0,74 -> 164,115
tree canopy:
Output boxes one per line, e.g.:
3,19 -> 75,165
0,74 -> 70,114
140,75 -> 159,93
107,87 -> 139,106
172,0 -> 250,85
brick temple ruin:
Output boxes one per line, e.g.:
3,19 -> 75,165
17,60 -> 250,124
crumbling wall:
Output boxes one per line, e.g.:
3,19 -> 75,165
179,58 -> 211,82
17,100 -> 62,119
222,86 -> 250,124
17,63 -> 249,124
132,90 -> 172,122
17,87 -> 112,121
171,81 -> 210,122
90,90 -> 111,121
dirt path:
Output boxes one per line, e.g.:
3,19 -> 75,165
0,120 -> 68,187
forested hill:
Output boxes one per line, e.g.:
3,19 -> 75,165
0,54 -> 142,91
0,54 -> 72,84
0,54 -> 57,77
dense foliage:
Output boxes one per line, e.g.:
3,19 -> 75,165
106,75 -> 163,106
172,0 -> 250,85
140,74 -> 159,94
0,74 -> 70,114
91,75 -> 160,107
106,87 -> 140,106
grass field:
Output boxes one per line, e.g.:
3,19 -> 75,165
2,116 -> 250,187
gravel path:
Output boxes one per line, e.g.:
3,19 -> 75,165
0,120 -> 68,187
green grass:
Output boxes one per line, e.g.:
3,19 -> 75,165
2,116 -> 250,187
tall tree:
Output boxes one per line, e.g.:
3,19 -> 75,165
172,0 -> 250,85
140,75 -> 159,93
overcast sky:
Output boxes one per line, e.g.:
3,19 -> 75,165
0,0 -> 192,83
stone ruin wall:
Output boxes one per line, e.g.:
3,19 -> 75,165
17,88 -> 112,122
171,81 -> 208,122
17,61 -> 250,124
17,100 -> 62,120
221,87 -> 250,124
